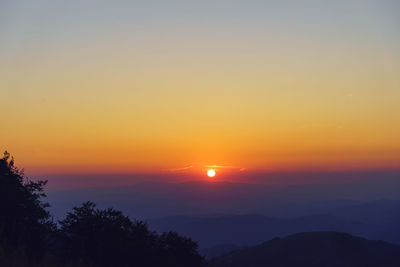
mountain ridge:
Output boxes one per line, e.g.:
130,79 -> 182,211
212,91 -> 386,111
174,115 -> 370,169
209,231 -> 400,267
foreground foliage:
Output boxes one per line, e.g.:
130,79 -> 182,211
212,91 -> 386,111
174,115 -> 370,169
0,152 -> 205,267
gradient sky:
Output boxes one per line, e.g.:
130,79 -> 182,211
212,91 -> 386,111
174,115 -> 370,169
1,0 -> 399,176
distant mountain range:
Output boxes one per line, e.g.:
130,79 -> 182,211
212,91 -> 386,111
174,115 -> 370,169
209,232 -> 400,267
47,177 -> 400,220
147,213 -> 384,256
148,197 -> 400,256
46,179 -> 400,256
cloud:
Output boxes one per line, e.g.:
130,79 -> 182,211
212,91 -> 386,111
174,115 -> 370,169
204,165 -> 237,169
167,165 -> 193,172
205,165 -> 247,172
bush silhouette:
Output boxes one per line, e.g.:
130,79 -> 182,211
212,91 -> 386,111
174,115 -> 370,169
59,202 -> 205,266
0,151 -> 205,266
59,201 -> 157,266
158,231 -> 205,267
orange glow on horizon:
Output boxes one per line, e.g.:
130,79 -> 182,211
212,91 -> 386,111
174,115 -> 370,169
1,1 -> 399,176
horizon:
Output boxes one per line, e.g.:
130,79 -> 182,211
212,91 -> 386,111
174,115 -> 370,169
28,169 -> 400,190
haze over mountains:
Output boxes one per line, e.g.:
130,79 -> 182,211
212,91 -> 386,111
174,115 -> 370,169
44,171 -> 400,255
148,214 -> 377,256
209,232 -> 400,267
45,171 -> 400,218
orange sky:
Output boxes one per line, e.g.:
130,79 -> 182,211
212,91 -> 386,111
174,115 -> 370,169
1,1 -> 399,175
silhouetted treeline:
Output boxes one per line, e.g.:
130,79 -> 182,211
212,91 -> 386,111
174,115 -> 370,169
0,152 -> 205,267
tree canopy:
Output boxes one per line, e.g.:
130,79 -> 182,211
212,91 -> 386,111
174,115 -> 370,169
0,152 -> 205,266
0,151 -> 53,264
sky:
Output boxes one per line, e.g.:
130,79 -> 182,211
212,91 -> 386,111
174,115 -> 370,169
1,0 -> 399,178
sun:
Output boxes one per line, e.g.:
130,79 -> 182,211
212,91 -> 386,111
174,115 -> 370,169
207,169 -> 216,178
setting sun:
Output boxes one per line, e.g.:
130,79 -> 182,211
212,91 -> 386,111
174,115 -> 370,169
207,169 -> 216,178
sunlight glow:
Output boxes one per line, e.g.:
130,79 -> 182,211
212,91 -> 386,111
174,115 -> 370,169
207,169 -> 216,178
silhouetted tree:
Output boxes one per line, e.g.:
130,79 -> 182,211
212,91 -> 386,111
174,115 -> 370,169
59,202 -> 205,267
0,151 -> 53,264
59,201 -> 159,266
158,231 -> 205,267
